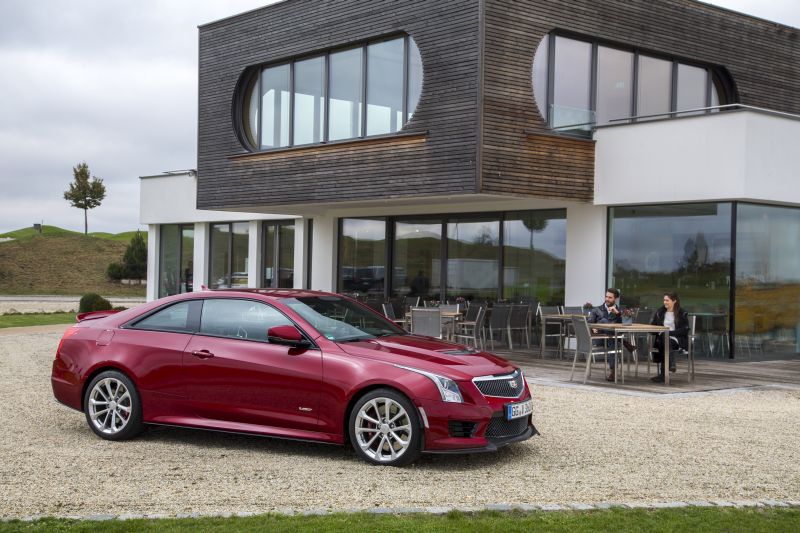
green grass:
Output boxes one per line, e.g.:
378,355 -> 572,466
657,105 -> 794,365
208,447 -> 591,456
0,312 -> 75,329
1,507 -> 798,532
0,226 -> 145,243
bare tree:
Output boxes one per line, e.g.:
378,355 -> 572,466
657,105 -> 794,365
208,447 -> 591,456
63,162 -> 106,235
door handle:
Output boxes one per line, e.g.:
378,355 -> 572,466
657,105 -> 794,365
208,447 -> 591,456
191,350 -> 215,359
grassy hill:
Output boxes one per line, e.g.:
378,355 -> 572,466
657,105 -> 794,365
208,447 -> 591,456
0,227 -> 147,296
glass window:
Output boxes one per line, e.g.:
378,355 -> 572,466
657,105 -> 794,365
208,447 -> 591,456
293,56 -> 325,146
210,222 -> 249,289
532,36 -> 549,121
260,64 -> 290,149
637,55 -> 672,120
135,301 -> 197,333
231,222 -> 249,288
180,226 -> 194,294
200,299 -> 292,342
393,220 -> 442,300
263,224 -> 276,288
243,75 -> 259,148
338,218 -> 386,296
503,211 -> 566,305
285,296 -> 404,341
676,63 -> 707,116
279,224 -> 295,288
367,38 -> 405,136
596,46 -> 633,125
735,204 -> 800,355
447,218 -> 500,301
608,203 -> 732,356
159,225 -> 180,298
329,47 -> 363,141
552,36 -> 593,130
407,38 -> 423,121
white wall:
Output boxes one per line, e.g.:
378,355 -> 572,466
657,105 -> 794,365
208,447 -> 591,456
594,110 -> 800,207
565,204 -> 607,306
146,225 -> 159,302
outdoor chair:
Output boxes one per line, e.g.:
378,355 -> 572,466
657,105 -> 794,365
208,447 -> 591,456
645,314 -> 697,381
410,308 -> 442,339
382,303 -> 406,328
453,306 -> 486,350
539,305 -> 564,357
364,299 -> 385,313
508,304 -> 532,350
561,306 -> 584,351
570,315 -> 612,384
487,304 -> 512,350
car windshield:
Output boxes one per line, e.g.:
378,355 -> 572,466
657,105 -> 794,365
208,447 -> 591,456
284,296 -> 405,342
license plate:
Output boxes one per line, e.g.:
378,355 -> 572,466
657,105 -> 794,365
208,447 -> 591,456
506,399 -> 533,421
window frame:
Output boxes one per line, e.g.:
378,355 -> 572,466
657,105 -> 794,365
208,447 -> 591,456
262,220 -> 297,289
158,224 -> 194,298
124,300 -> 203,334
536,31 -> 732,132
208,222 -> 249,289
236,33 -> 420,153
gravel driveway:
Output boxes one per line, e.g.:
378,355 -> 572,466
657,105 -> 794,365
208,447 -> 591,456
1,329 -> 799,518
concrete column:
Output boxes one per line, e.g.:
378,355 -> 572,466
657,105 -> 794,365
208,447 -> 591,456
248,220 -> 261,288
193,223 -> 208,291
310,215 -> 338,292
146,224 -> 159,302
293,219 -> 307,289
565,204 -> 608,306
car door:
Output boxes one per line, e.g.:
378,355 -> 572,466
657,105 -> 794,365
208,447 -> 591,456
183,298 -> 322,432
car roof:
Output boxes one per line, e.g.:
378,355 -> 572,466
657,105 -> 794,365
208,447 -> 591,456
201,288 -> 339,300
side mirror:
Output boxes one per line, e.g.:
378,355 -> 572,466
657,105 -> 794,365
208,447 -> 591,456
267,325 -> 311,349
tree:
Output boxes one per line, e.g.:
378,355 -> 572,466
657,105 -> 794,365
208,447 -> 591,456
63,162 -> 106,235
122,231 -> 147,280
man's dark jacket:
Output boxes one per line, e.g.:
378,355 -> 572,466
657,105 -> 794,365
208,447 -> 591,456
588,304 -> 622,325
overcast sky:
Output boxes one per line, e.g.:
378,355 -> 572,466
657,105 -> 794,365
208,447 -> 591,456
0,0 -> 797,235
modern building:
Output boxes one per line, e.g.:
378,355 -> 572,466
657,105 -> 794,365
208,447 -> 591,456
140,0 -> 800,357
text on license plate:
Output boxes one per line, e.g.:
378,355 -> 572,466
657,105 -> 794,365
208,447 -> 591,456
506,399 -> 533,421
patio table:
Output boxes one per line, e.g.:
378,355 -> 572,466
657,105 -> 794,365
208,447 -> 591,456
592,323 -> 671,384
539,314 -> 585,359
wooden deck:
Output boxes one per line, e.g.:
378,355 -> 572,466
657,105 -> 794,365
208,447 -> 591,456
495,347 -> 800,395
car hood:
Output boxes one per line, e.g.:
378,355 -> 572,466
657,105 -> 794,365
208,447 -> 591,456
337,335 -> 516,380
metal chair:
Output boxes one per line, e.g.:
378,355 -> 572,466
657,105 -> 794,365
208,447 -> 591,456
410,308 -> 442,339
453,306 -> 486,349
487,304 -> 511,350
539,305 -> 564,357
570,316 -> 610,384
508,304 -> 532,350
382,303 -> 406,328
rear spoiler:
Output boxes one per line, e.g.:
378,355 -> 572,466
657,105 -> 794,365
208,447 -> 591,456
76,310 -> 120,322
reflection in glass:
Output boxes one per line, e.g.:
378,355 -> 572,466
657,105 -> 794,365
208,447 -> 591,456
637,55 -> 672,120
180,226 -> 194,294
367,38 -> 404,136
532,36 -> 549,121
293,56 -> 325,145
339,218 -> 386,296
609,204 -> 732,356
329,48 -> 363,141
596,46 -> 633,125
407,38 -> 423,121
279,224 -> 295,288
209,224 -> 231,289
552,36 -> 592,130
503,211 -> 566,305
735,204 -> 800,355
231,222 -> 249,287
676,63 -> 707,116
393,220 -> 442,299
260,64 -> 290,149
447,219 -> 500,301
243,75 -> 259,147
263,224 -> 276,287
159,225 -> 180,298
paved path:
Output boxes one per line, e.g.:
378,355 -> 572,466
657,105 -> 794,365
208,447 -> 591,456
0,296 -> 145,314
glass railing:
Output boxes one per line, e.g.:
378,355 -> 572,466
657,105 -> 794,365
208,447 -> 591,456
550,105 -> 595,136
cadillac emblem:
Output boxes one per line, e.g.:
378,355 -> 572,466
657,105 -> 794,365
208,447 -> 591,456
508,379 -> 518,389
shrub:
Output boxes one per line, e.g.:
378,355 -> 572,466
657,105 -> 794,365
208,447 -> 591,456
79,293 -> 112,313
106,262 -> 125,281
122,231 -> 147,280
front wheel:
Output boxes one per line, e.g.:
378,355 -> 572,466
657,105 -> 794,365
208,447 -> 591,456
348,388 -> 422,466
83,370 -> 143,441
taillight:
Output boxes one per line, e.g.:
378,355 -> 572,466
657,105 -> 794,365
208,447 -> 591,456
56,327 -> 80,357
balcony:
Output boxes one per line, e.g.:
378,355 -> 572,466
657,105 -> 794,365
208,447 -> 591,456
593,106 -> 800,207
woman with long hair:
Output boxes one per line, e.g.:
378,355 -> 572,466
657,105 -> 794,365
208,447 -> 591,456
649,291 -> 689,382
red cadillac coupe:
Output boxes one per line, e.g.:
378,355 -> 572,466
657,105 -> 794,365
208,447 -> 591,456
51,290 -> 537,466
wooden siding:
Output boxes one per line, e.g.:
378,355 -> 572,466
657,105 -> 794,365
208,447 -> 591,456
481,0 -> 800,201
197,0 -> 481,211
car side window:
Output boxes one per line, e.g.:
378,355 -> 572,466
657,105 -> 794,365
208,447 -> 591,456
199,299 -> 294,342
133,301 -> 199,333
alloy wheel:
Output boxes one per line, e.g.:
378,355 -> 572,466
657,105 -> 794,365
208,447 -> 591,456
354,397 -> 413,462
88,377 -> 132,435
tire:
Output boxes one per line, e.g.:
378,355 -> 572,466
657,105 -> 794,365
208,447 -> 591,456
348,388 -> 422,466
83,370 -> 144,441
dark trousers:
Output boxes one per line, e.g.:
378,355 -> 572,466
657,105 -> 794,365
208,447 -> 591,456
653,337 -> 680,374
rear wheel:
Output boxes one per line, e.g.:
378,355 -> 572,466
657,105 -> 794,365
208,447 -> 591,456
348,388 -> 422,466
83,370 -> 143,441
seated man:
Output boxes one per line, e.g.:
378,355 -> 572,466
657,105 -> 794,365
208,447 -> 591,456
587,287 -> 624,381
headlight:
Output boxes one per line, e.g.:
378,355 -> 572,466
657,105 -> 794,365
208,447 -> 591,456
395,365 -> 463,403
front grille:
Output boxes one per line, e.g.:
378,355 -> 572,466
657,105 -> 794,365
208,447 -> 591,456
448,420 -> 477,438
485,415 -> 530,440
473,370 -> 525,398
